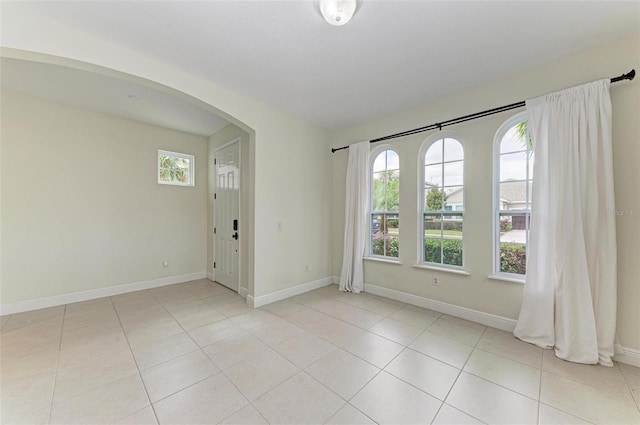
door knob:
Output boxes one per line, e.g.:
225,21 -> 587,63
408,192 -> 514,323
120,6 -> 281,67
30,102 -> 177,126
232,232 -> 238,240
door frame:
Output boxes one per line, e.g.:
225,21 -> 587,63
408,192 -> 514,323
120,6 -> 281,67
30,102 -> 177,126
213,137 -> 242,293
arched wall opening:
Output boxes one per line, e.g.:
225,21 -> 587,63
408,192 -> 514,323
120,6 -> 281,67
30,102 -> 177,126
0,49 -> 257,310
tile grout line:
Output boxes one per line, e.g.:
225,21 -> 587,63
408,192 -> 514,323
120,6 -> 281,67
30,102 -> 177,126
308,315 -> 460,422
151,281 -> 273,424
538,366 -> 639,423
472,343 -> 544,370
290,297 -> 436,351
283,296 -> 463,393
617,362 -> 640,413
269,296 -> 396,422
0,313 -> 12,332
537,350 -> 544,424
459,369 -> 541,403
112,290 -> 162,425
8,282 -> 639,425
133,283 -> 263,408
431,324 -> 490,425
144,285 -> 230,422
249,319 -> 362,419
300,295 -> 403,333
295,310 -> 447,422
45,304 -> 67,425
216,342 -> 302,424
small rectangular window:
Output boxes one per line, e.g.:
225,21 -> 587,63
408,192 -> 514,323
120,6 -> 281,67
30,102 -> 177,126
158,150 -> 195,186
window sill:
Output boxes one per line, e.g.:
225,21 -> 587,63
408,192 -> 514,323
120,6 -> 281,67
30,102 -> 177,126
363,256 -> 402,265
412,264 -> 470,276
488,274 -> 525,284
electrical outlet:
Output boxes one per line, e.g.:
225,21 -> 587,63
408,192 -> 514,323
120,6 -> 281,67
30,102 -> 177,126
432,276 -> 439,286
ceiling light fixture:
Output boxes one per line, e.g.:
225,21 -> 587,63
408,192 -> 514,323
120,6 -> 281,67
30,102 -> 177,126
314,0 -> 361,26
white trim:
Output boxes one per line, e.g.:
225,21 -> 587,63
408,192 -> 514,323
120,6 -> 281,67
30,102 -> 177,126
493,112 -> 530,276
207,272 -> 214,281
0,272 -> 207,315
362,282 -> 640,368
418,133 -> 466,269
488,274 -> 524,284
412,264 -> 470,276
613,347 -> 640,368
364,283 -> 517,332
285,276 -> 640,368
248,277 -> 334,308
213,137 -> 241,293
363,256 -> 402,265
368,145 -> 400,260
158,149 -> 195,187
216,136 -> 242,151
238,286 -> 249,299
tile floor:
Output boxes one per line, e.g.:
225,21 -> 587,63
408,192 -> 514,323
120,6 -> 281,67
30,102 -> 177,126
1,280 -> 639,425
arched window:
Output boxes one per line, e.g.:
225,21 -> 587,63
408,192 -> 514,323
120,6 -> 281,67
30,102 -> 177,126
421,137 -> 464,267
494,113 -> 532,278
371,149 -> 399,259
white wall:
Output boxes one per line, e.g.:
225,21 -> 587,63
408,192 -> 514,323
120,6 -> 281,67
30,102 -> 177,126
1,11 -> 334,303
330,35 -> 640,352
4,9 -> 634,352
253,118 -> 333,297
1,92 -> 208,304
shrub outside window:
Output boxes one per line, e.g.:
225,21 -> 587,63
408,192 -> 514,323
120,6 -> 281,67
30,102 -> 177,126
371,149 -> 399,259
158,150 -> 195,186
422,137 -> 464,268
494,114 -> 532,278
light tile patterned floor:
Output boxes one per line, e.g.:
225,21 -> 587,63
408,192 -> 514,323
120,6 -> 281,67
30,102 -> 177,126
1,280 -> 639,425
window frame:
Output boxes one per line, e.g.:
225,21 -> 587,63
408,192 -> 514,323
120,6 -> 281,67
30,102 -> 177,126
492,112 -> 531,281
158,149 -> 195,187
368,145 -> 400,261
418,133 -> 466,271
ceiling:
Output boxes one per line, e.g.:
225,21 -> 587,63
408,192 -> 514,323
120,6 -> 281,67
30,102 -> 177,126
1,1 -> 639,131
0,58 -> 230,137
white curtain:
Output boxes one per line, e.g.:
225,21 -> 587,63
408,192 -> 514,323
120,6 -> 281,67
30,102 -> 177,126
514,79 -> 617,366
339,141 -> 370,293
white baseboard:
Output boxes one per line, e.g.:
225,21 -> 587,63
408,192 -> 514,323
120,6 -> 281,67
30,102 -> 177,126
205,274 -> 248,300
360,281 -> 640,368
364,282 -> 517,332
248,277 -> 334,308
614,347 -> 640,368
238,286 -> 249,299
0,272 -> 207,315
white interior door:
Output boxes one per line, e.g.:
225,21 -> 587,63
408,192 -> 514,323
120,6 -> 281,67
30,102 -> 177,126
214,141 -> 240,292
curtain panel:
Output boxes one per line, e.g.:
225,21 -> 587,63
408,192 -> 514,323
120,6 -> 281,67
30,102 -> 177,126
514,79 -> 617,366
339,141 -> 370,293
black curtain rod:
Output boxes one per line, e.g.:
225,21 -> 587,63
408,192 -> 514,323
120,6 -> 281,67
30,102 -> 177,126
331,69 -> 636,153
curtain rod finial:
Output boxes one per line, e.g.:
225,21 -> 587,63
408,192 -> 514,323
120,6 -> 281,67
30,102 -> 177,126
612,69 -> 635,83
331,145 -> 351,153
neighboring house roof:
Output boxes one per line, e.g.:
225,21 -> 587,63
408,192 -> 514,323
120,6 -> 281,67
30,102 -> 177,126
446,187 -> 464,205
425,180 -> 530,205
500,180 -> 531,203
